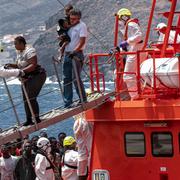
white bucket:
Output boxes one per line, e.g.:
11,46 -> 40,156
140,57 -> 179,88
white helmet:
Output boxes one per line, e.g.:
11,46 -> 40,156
37,137 -> 51,152
156,23 -> 167,31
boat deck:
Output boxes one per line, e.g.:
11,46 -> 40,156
0,92 -> 115,145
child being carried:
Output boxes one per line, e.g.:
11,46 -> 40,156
57,19 -> 71,59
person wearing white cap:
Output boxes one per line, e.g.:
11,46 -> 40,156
35,137 -> 55,180
156,22 -> 180,44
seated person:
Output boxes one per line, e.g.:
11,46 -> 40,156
57,19 -> 71,58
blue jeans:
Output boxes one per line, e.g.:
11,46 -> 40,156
63,52 -> 87,106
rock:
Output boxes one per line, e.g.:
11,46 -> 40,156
34,0 -> 179,76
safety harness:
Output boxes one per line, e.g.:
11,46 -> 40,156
37,149 -> 55,170
62,152 -> 77,169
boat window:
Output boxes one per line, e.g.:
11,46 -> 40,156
151,132 -> 173,157
125,132 -> 145,157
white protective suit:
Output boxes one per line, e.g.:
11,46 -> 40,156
0,66 -> 20,78
123,20 -> 147,99
158,30 -> 180,44
73,113 -> 93,176
35,153 -> 55,180
61,150 -> 78,180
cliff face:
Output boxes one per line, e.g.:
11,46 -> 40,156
34,0 -> 178,75
0,0 -> 67,35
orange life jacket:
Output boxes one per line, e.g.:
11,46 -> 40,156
124,18 -> 140,41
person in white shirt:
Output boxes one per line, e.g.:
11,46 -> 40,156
156,22 -> 180,44
0,143 -> 18,180
35,137 -> 55,180
5,36 -> 46,126
63,9 -> 87,108
73,113 -> 92,180
61,136 -> 78,180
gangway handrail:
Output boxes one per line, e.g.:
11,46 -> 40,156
0,48 -> 116,144
0,91 -> 115,145
2,78 -> 21,126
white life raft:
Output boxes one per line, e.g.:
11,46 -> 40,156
140,57 -> 179,88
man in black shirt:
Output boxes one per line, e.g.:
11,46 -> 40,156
14,140 -> 36,180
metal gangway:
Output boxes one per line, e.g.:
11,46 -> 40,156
0,55 -> 116,145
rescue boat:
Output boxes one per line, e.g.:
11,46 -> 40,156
85,0 -> 180,179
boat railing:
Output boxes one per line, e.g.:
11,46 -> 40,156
87,45 -> 180,100
106,0 -> 180,100
0,67 -> 67,134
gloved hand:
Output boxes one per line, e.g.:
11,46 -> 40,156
108,46 -> 120,55
119,41 -> 129,50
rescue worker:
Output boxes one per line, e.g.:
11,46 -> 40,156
73,113 -> 93,180
35,137 -> 55,180
61,136 -> 78,180
117,8 -> 145,99
156,22 -> 180,44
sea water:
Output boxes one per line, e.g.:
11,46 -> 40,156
0,77 -> 114,139
0,78 -> 74,139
